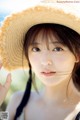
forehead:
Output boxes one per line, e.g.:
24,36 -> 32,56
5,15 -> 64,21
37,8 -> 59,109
32,28 -> 60,44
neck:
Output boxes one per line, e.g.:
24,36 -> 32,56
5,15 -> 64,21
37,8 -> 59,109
42,77 -> 73,105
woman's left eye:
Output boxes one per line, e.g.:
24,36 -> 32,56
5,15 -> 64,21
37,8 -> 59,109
32,47 -> 40,52
53,47 -> 63,52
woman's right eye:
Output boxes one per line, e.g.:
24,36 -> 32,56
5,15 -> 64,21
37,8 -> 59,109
32,47 -> 40,52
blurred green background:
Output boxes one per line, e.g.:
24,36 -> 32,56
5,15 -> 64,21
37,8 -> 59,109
0,67 -> 43,111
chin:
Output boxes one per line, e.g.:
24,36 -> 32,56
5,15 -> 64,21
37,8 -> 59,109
41,79 -> 64,86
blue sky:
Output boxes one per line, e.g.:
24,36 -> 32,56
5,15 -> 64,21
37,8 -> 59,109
0,0 -> 80,26
0,0 -> 41,26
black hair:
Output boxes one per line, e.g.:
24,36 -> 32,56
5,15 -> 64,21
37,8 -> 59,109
14,63 -> 32,120
14,23 -> 80,119
75,112 -> 80,120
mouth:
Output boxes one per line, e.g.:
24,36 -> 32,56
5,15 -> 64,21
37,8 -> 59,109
41,71 -> 56,77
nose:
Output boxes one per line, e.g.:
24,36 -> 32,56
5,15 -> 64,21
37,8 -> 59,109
41,58 -> 53,66
41,51 -> 53,66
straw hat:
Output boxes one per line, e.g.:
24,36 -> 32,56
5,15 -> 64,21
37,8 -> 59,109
0,3 -> 80,70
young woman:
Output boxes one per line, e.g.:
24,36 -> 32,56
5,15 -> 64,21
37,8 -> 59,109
0,4 -> 80,120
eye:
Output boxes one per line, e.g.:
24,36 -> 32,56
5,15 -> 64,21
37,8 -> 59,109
32,47 -> 40,52
53,47 -> 63,52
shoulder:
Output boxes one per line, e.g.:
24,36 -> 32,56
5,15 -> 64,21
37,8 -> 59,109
7,90 -> 39,109
28,90 -> 41,103
70,80 -> 80,103
6,91 -> 24,120
7,90 -> 24,107
65,102 -> 80,120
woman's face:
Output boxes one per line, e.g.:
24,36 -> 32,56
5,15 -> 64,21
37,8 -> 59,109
28,31 -> 78,86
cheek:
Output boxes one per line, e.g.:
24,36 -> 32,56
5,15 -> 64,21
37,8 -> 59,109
29,54 -> 40,70
53,54 -> 76,71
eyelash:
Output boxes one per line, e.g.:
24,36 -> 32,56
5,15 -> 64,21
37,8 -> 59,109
31,47 -> 63,52
53,47 -> 63,52
32,47 -> 40,52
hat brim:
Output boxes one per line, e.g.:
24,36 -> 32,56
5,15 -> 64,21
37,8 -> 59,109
0,5 -> 80,70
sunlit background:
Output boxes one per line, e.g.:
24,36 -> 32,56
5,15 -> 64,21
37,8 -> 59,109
0,0 -> 42,26
0,0 -> 42,110
0,0 -> 80,111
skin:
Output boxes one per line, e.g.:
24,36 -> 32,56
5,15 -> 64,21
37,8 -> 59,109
0,60 -> 12,106
28,36 -> 77,86
3,32 -> 80,119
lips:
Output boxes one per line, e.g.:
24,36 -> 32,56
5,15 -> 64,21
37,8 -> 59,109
41,71 -> 56,77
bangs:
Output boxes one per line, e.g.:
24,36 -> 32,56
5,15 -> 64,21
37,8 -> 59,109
24,23 -> 80,57
27,24 -> 64,50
